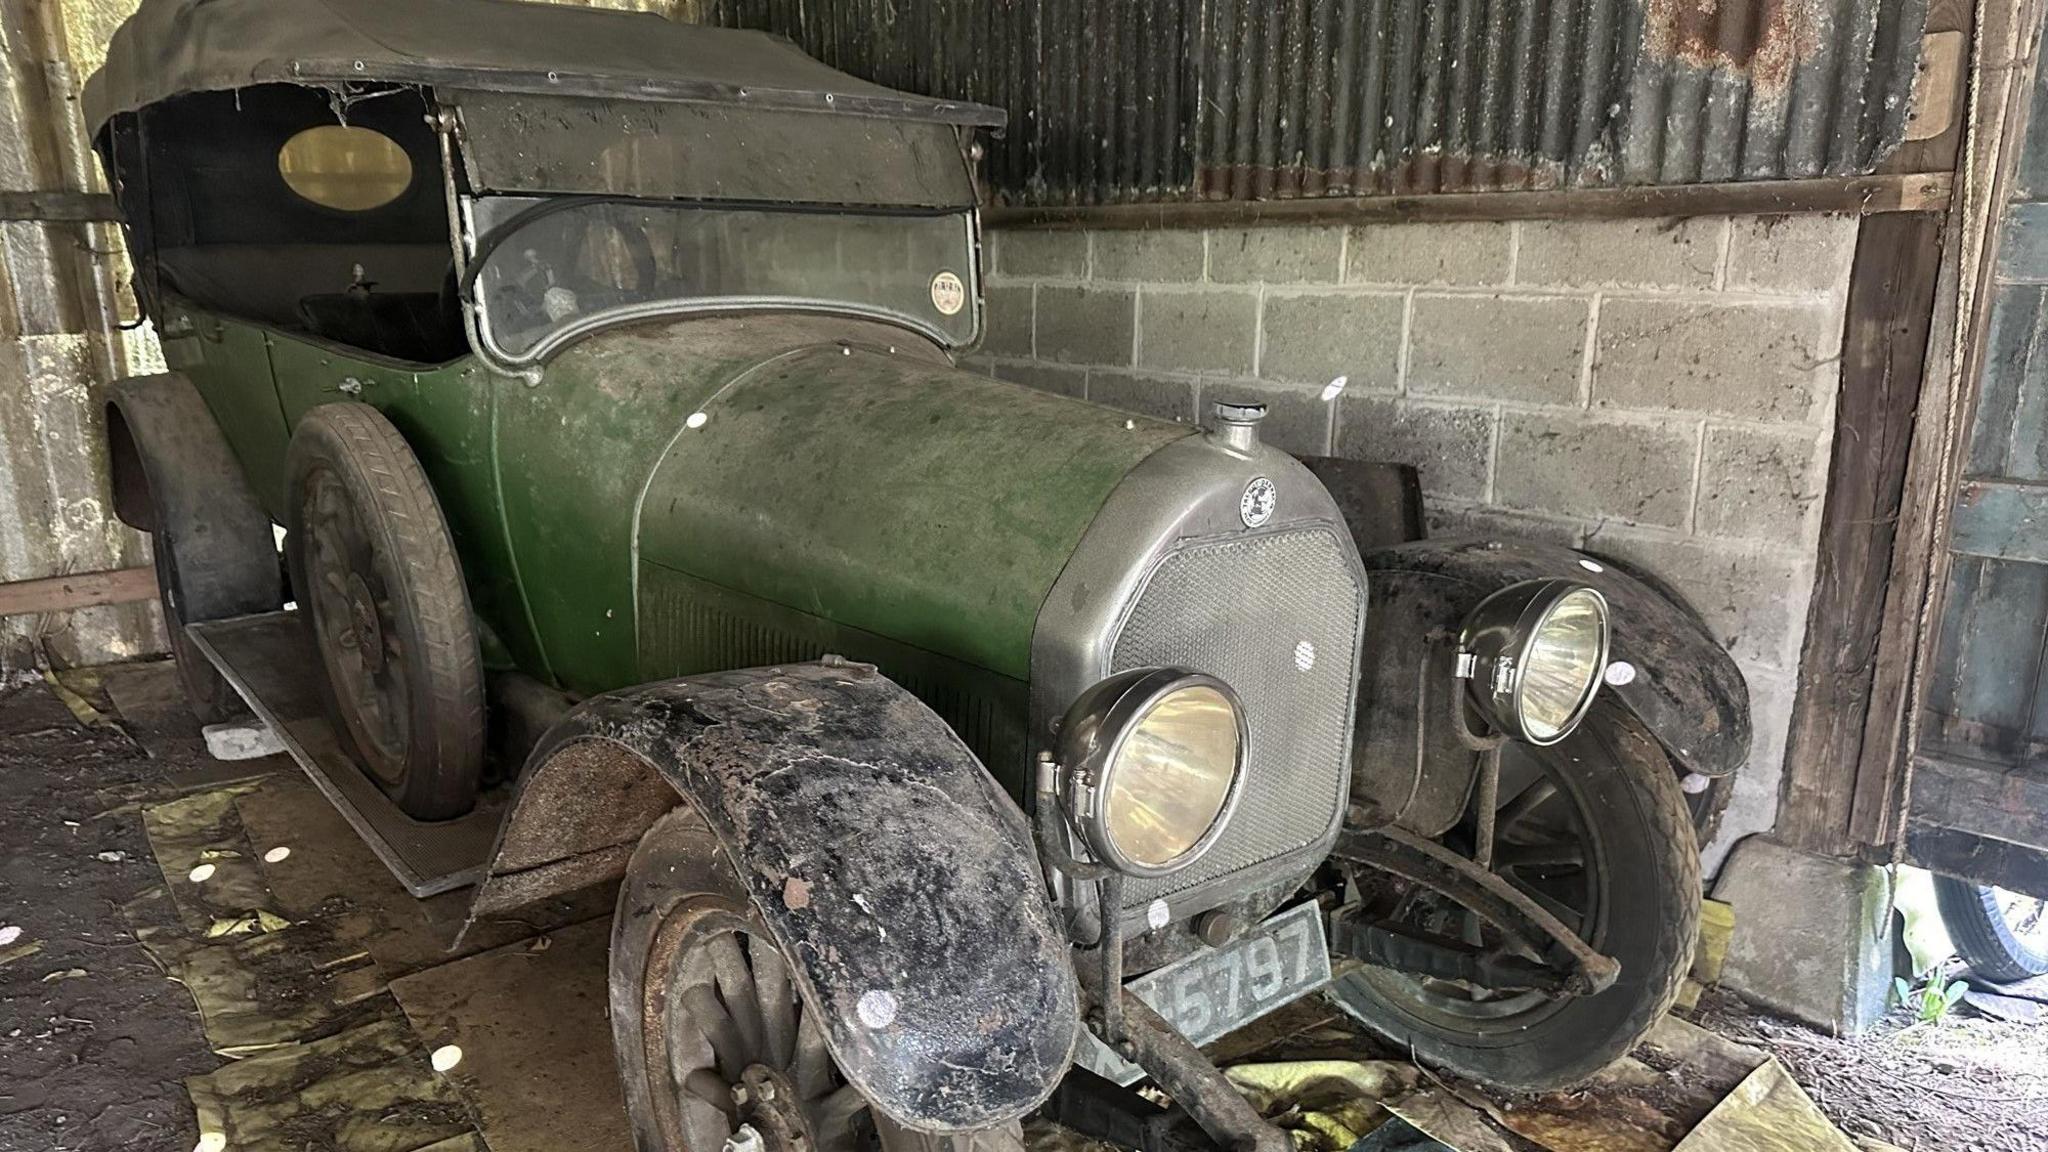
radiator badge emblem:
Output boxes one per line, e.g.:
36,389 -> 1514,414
1240,476 -> 1277,528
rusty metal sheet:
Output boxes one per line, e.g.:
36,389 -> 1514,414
182,1017 -> 476,1152
1671,1058 -> 1857,1152
700,0 -> 1928,204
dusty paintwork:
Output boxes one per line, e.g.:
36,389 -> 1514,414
636,339 -> 1189,683
470,661 -> 1080,1131
157,305 -> 1187,709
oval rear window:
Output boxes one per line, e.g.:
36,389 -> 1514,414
277,125 -> 413,212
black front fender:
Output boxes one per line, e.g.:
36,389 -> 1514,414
1352,539 -> 1750,834
466,661 -> 1078,1131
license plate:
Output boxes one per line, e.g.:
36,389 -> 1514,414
1078,900 -> 1332,1085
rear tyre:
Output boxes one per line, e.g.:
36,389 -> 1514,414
1933,875 -> 2048,984
1332,710 -> 1699,1091
150,522 -> 248,725
284,402 -> 483,820
612,808 -> 1027,1152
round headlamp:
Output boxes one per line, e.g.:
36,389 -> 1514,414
1454,579 -> 1610,745
1055,667 -> 1248,878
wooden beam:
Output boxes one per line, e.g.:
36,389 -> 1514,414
0,190 -> 120,222
1778,212 -> 1948,859
1907,753 -> 2048,850
0,566 -> 155,618
984,173 -> 1953,231
1905,819 -> 2048,900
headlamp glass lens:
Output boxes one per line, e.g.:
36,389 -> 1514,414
1103,684 -> 1240,869
1518,588 -> 1608,742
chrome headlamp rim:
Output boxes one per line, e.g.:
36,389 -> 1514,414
1456,579 -> 1611,747
1055,666 -> 1250,879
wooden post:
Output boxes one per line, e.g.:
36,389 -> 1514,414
1779,215 -> 1947,858
1779,0 -> 2048,861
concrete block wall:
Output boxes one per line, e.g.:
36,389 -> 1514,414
971,214 -> 1860,867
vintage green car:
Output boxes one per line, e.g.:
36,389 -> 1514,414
87,0 -> 1753,1147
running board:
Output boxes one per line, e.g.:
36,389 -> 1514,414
184,610 -> 504,897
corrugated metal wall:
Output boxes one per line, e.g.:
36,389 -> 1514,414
703,0 -> 1929,205
0,0 -> 161,674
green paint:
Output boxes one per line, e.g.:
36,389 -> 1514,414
638,339 -> 1187,681
161,298 -> 292,517
263,338 -> 540,675
639,564 -> 1033,789
169,307 -> 1188,709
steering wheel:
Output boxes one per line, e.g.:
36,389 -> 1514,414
473,212 -> 663,348
558,214 -> 659,306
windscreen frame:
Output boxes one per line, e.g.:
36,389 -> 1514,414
461,193 -> 985,368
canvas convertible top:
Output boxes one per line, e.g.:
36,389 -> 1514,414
83,0 -> 1006,134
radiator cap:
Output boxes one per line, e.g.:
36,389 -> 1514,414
1210,399 -> 1267,451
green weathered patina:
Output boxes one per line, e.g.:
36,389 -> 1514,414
634,334 -> 1188,682
167,306 -> 1190,728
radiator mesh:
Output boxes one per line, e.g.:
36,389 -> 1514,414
1110,528 -> 1363,909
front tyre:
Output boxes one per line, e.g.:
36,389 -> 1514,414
284,402 -> 484,821
1332,710 -> 1699,1091
611,808 -> 1026,1152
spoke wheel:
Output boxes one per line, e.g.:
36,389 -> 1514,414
1354,751 -> 1602,1031
284,402 -> 483,821
613,809 -> 1025,1152
302,467 -> 412,777
644,906 -> 867,1152
1333,709 -> 1699,1091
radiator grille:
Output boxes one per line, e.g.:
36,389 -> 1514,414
1110,528 -> 1363,910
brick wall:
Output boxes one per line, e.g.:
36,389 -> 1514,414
970,215 -> 1860,869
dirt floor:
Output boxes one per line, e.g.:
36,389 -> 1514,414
0,669 -> 224,1152
2,658 -> 2046,1152
1700,989 -> 2048,1152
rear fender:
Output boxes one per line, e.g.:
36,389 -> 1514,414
101,373 -> 281,619
466,660 -> 1079,1131
1352,539 -> 1750,836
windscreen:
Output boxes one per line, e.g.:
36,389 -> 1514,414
470,197 -> 980,362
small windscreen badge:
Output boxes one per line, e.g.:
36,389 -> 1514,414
1240,477 -> 1277,527
929,270 -> 966,316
